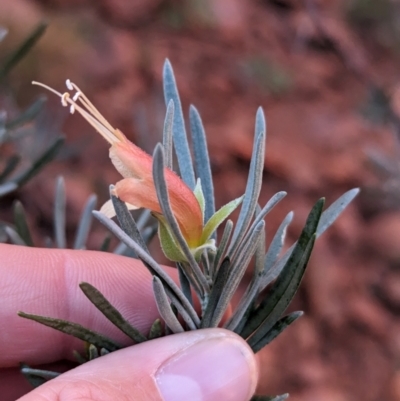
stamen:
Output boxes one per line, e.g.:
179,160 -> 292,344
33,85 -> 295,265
61,92 -> 70,107
32,80 -> 122,145
66,79 -> 73,90
72,91 -> 81,102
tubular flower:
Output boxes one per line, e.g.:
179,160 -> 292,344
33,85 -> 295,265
32,80 -> 243,262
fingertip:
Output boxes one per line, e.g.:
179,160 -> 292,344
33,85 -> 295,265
155,329 -> 258,401
18,329 -> 258,401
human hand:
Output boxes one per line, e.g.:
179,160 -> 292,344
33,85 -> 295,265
0,244 -> 258,401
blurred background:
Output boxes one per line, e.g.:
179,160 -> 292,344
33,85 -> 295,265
2,0 -> 400,399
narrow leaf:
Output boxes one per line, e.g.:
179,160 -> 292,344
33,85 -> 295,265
111,187 -> 149,253
148,318 -> 163,339
241,199 -> 324,339
178,263 -> 193,306
263,211 -> 293,274
73,194 -> 97,249
251,394 -> 289,401
6,96 -> 47,130
12,136 -> 64,186
88,344 -> 99,360
250,311 -> 303,353
54,176 -> 66,248
18,311 -> 122,351
189,105 -> 215,223
225,276 -> 260,332
20,365 -> 60,380
316,188 -> 359,237
93,211 -> 200,327
20,365 -> 59,388
163,286 -> 198,330
255,106 -> 266,138
13,201 -> 34,246
243,192 -> 287,248
212,220 -> 233,279
0,22 -> 47,81
201,257 -> 231,328
5,226 -> 25,245
79,282 -> 147,343
163,99 -> 174,170
136,208 -> 152,230
163,59 -> 195,189
254,205 -> 265,276
247,237 -> 315,347
201,195 -> 243,243
227,129 -> 266,257
211,221 -> 265,327
261,189 -> 359,288
0,182 -> 17,197
0,155 -> 20,183
153,277 -> 185,333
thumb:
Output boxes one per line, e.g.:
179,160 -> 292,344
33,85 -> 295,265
19,329 -> 258,401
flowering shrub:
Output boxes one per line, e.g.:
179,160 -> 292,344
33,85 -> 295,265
18,60 -> 359,400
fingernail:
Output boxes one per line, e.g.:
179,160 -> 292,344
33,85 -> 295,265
155,336 -> 257,401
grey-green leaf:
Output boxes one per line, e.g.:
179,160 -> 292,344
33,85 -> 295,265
240,199 -> 324,339
0,155 -> 20,183
92,210 -> 200,327
111,187 -> 149,254
13,201 -> 34,246
0,22 -> 47,81
148,318 -> 163,339
250,311 -> 303,353
18,311 -> 122,351
11,136 -> 64,187
227,128 -> 266,257
79,282 -> 147,343
73,194 -> 97,249
261,189 -> 359,289
251,394 -> 289,401
163,59 -> 195,189
6,96 -> 47,130
54,176 -> 66,249
190,105 -> 215,223
163,99 -> 174,170
20,364 -> 59,388
153,276 -> 185,334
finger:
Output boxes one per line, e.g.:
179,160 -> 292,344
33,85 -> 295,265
1,361 -> 75,401
20,328 -> 258,401
1,367 -> 32,401
0,244 -> 175,367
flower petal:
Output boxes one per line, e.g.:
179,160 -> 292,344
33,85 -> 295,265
114,174 -> 203,247
109,135 -> 153,179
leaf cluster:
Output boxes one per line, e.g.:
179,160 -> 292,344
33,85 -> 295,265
17,60 -> 359,400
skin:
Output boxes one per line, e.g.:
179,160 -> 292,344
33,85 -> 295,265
0,244 -> 259,401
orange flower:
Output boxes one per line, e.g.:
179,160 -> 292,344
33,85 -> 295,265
106,130 -> 204,248
32,80 -> 242,262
